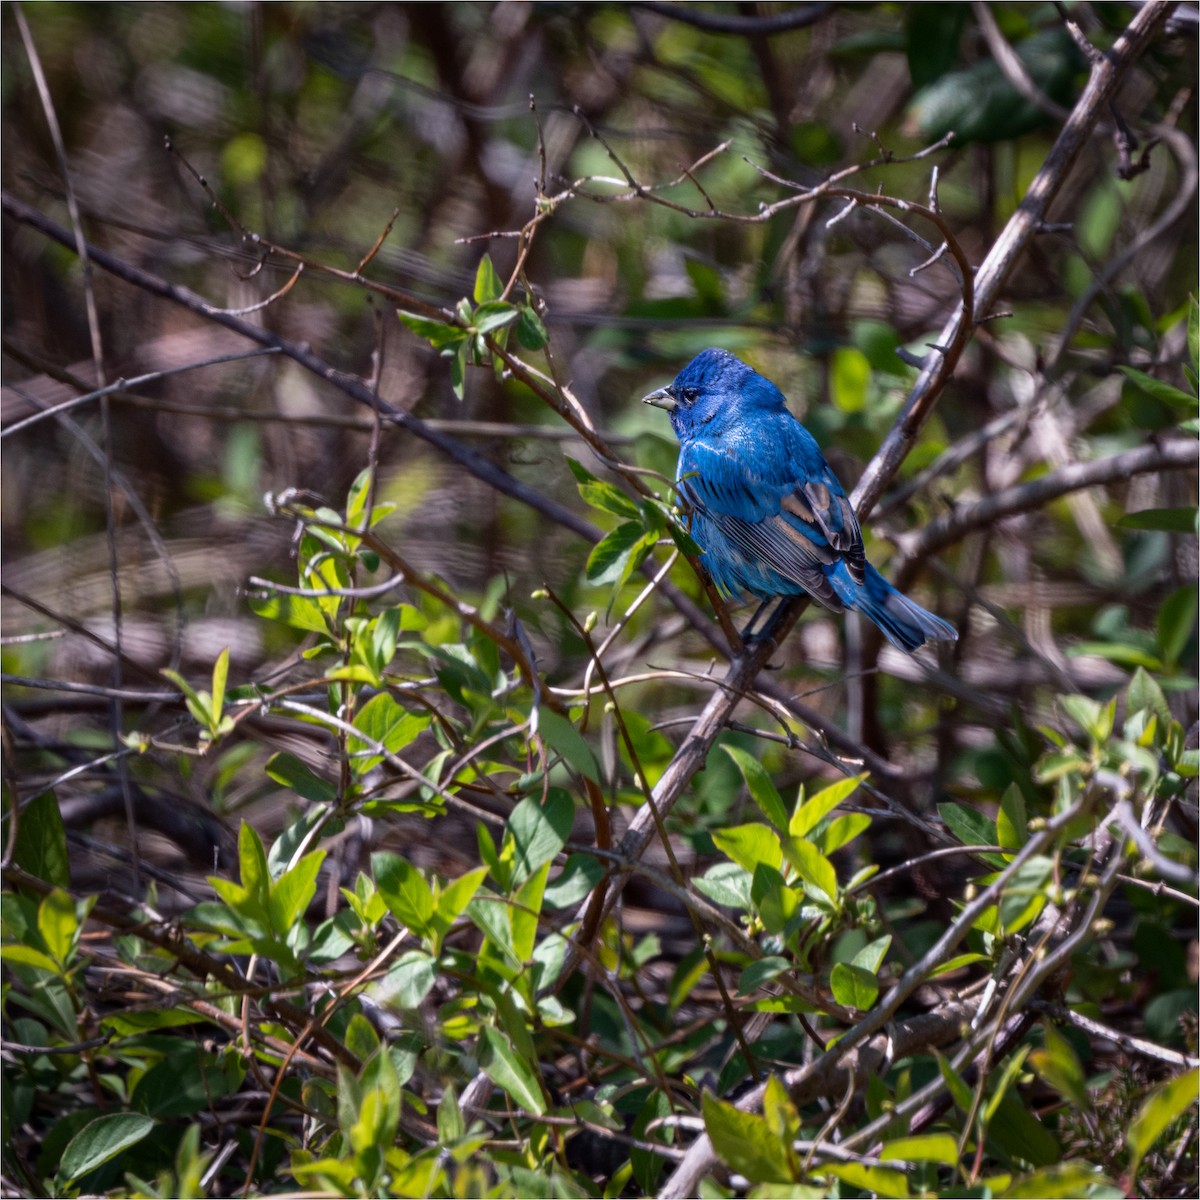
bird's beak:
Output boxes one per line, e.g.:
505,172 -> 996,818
642,385 -> 677,411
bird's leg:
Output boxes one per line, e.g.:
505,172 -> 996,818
739,597 -> 776,645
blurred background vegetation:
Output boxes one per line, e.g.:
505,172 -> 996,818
2,2 -> 1197,1197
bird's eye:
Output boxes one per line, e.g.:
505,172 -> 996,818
681,386 -> 699,404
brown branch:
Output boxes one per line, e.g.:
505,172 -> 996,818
896,439 -> 1196,563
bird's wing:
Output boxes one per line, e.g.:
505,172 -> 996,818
678,425 -> 866,594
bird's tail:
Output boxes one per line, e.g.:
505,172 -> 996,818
831,563 -> 957,654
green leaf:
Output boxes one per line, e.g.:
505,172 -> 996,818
1117,507 -> 1199,532
701,1091 -> 794,1184
585,521 -> 656,586
999,856 -> 1052,935
997,1161 -> 1111,1198
711,823 -> 783,874
781,836 -> 839,907
1120,366 -> 1196,411
722,745 -> 789,831
878,1132 -> 958,1164
543,854 -> 605,909
372,853 -> 434,936
538,710 -> 600,783
816,812 -> 871,855
248,590 -> 330,633
939,801 -> 1001,860
511,861 -> 550,964
210,647 -> 229,729
348,694 -> 428,775
59,1112 -> 156,1184
1188,295 -> 1199,369
265,752 -> 337,805
937,1050 -> 974,1114
375,950 -> 437,1009
822,1160 -> 909,1197
983,1045 -> 1032,1127
505,789 -> 573,885
1127,666 -> 1171,727
1029,1023 -> 1090,1112
11,790 -> 69,888
830,347 -> 871,413
438,1083 -> 465,1144
791,773 -> 867,838
852,934 -> 891,974
432,866 -> 489,942
737,956 -> 792,995
398,310 -> 466,350
517,304 -> 549,350
996,784 -> 1028,851
750,863 -> 798,935
474,254 -> 503,303
270,849 -> 326,933
576,478 -> 642,521
479,1025 -> 545,1114
830,962 -> 879,1010
237,822 -> 271,907
907,3 -> 966,89
473,300 -> 519,334
1127,1066 -> 1198,1178
1157,585 -> 1198,668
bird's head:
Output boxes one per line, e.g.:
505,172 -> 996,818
642,348 -> 786,437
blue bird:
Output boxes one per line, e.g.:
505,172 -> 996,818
642,349 -> 957,654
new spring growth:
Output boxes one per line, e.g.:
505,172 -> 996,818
583,611 -> 598,634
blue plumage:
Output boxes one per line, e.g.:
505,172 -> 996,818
642,349 -> 957,654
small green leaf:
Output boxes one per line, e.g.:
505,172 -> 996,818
576,479 -> 642,521
878,1132 -> 958,1164
750,862 -> 798,935
347,694 -> 428,775
11,790 -> 69,888
822,1160 -> 909,1197
1030,1023 -> 1090,1112
996,784 -> 1028,851
830,962 -> 879,1010
59,1113 -> 156,1184
248,591 -> 330,634
473,300 -> 519,334
1120,366 -> 1196,410
269,850 -> 326,933
517,304 -> 549,350
852,934 -> 891,974
585,521 -> 656,586
737,956 -> 792,995
939,801 -> 1002,862
997,1160 -> 1111,1198
723,745 -> 789,831
701,1091 -> 795,1184
1117,507 -> 1199,532
712,823 -> 783,874
266,752 -> 337,805
830,346 -> 871,413
781,836 -> 839,907
474,254 -> 503,303
479,1025 -> 545,1114
538,710 -> 600,783
1157,585 -> 1198,668
398,310 -> 466,349
1127,1066 -> 1198,1178
374,950 -> 437,1010
505,789 -> 573,885
791,773 -> 867,838
372,853 -> 434,936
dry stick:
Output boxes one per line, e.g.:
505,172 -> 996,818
895,439 -> 1196,564
654,3 -> 1175,1194
0,191 -> 724,663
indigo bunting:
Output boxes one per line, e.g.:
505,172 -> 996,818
643,349 -> 957,654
